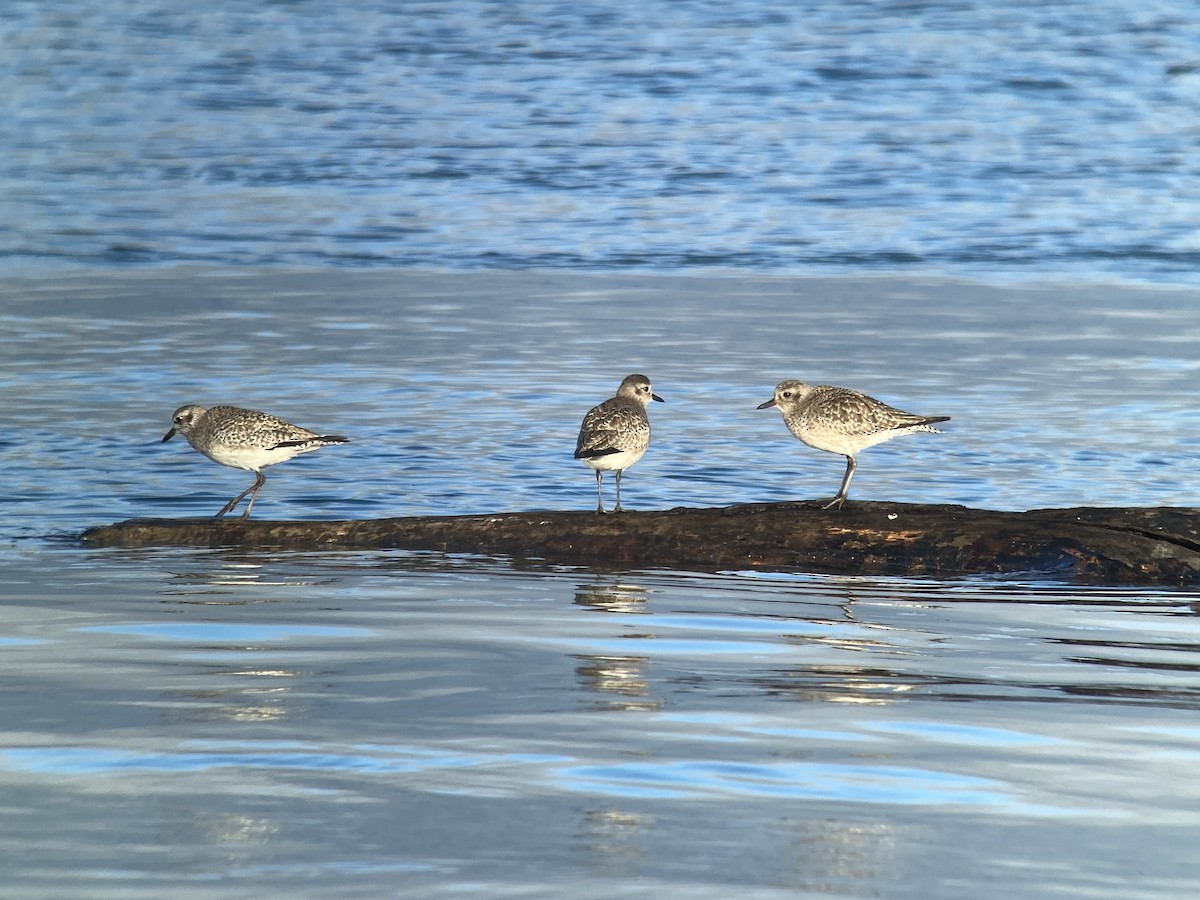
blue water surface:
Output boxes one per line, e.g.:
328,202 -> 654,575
5,3 -> 1200,898
5,0 -> 1200,282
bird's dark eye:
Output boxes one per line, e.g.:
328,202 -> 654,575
782,391 -> 792,399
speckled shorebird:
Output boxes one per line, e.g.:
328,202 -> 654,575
574,374 -> 664,513
162,404 -> 349,518
757,380 -> 949,510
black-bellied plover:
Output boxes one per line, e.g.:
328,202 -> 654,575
574,374 -> 663,513
757,380 -> 949,510
162,405 -> 349,519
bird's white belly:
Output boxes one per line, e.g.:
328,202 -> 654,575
581,447 -> 646,472
793,426 -> 895,458
203,443 -> 305,471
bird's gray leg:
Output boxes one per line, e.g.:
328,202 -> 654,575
614,469 -> 624,512
594,470 -> 606,514
823,456 -> 856,510
216,471 -> 264,519
241,471 -> 268,519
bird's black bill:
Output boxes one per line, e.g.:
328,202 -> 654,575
162,427 -> 178,443
652,393 -> 664,403
756,399 -> 777,410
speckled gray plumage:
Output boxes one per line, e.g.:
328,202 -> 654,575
163,404 -> 348,518
758,380 -> 948,509
575,394 -> 652,460
166,405 -> 341,457
574,374 -> 663,513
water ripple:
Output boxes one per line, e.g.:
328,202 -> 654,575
554,758 -> 1065,812
4,2 -> 1200,283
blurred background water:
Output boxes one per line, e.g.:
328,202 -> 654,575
4,2 -> 1200,898
5,0 -> 1200,282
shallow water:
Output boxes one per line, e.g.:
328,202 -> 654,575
3,269 -> 1200,898
4,548 -> 1200,899
3,267 -> 1199,534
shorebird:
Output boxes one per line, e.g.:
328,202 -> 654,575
162,404 -> 349,518
757,380 -> 948,509
574,374 -> 663,513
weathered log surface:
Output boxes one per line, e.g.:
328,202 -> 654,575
80,502 -> 1200,584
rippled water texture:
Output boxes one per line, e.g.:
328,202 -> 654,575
5,0 -> 1200,281
3,269 -> 1200,898
4,550 -> 1200,899
6,1 -> 1200,894
3,269 -> 1199,534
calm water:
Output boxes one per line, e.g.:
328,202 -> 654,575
5,0 -> 1200,896
5,0 -> 1200,282
3,269 -> 1200,898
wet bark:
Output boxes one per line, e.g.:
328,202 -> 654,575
79,502 -> 1200,585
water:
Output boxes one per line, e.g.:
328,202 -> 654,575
5,0 -> 1200,895
3,269 -> 1200,898
5,544 -> 1200,898
5,0 -> 1200,282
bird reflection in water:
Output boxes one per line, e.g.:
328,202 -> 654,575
573,577 -> 659,711
577,808 -> 653,876
573,577 -> 650,615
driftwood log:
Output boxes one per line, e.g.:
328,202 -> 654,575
81,502 -> 1200,585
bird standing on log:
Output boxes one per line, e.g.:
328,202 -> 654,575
162,404 -> 349,519
574,374 -> 663,513
757,380 -> 948,509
